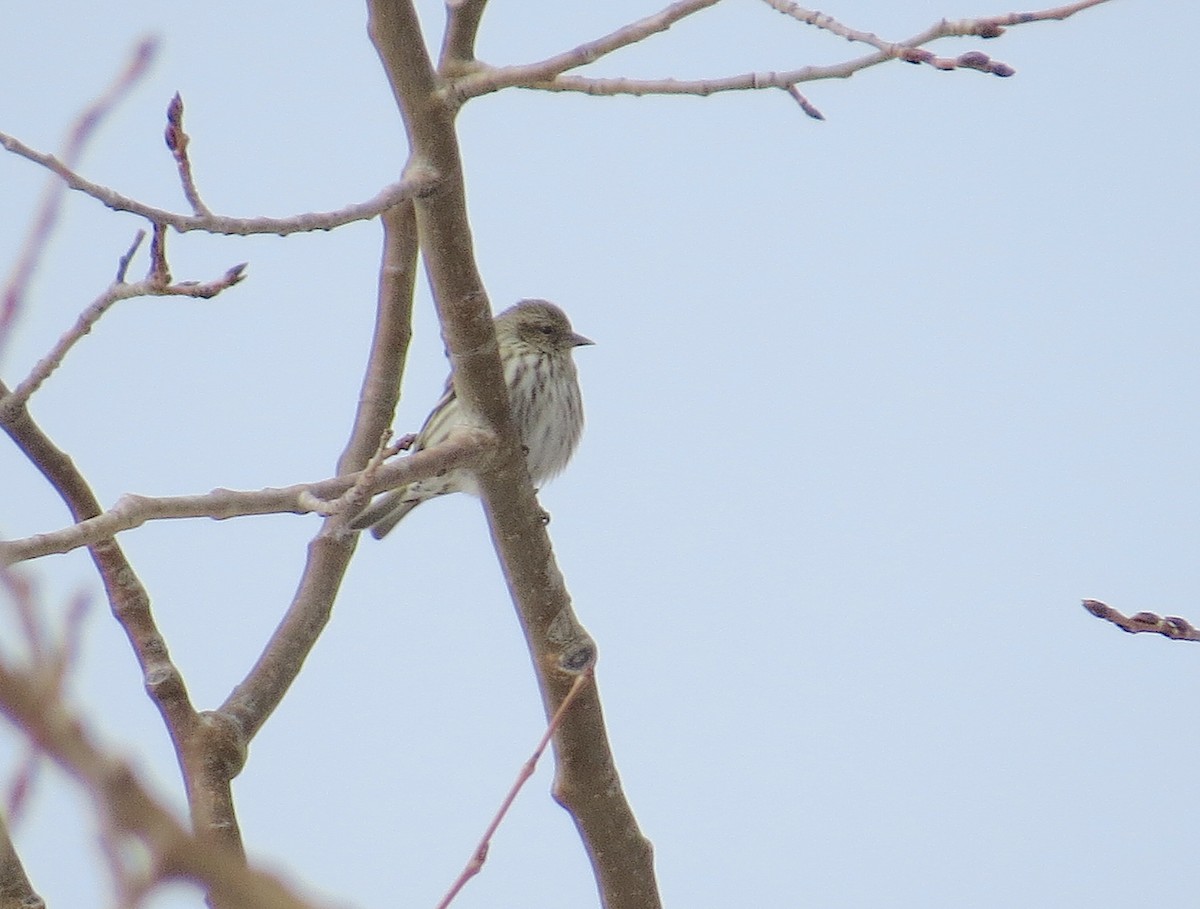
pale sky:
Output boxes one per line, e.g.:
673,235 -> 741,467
3,2 -> 1199,908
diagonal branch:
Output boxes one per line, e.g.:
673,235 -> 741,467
219,199 -> 423,744
0,797 -> 44,909
0,654 -> 327,909
0,378 -> 244,845
368,3 -> 659,907
451,0 -> 719,100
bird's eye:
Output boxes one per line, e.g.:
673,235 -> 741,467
539,325 -> 554,335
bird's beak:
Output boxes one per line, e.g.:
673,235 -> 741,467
570,332 -> 595,347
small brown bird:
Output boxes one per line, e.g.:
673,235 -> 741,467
354,299 -> 593,538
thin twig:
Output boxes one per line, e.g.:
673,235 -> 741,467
435,671 -> 593,909
785,85 -> 824,120
0,129 -> 438,235
1081,600 -> 1200,642
0,250 -> 245,420
163,93 -> 212,217
0,428 -> 493,565
455,0 -> 1110,99
0,37 -> 156,355
449,0 -> 719,101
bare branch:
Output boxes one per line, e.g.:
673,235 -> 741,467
0,244 -> 245,421
440,0 -> 491,72
215,200 -> 426,746
437,671 -> 593,909
0,810 -> 44,909
0,37 -> 156,356
786,84 -> 824,120
0,379 -> 222,845
0,428 -> 492,565
163,93 -> 212,217
0,655 -> 327,909
451,0 -> 719,100
368,3 -> 659,907
0,128 -> 438,236
1081,599 -> 1200,642
455,0 -> 1111,99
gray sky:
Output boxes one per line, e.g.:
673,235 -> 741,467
4,2 -> 1199,907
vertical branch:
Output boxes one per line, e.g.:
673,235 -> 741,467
366,2 -> 660,907
440,0 -> 491,71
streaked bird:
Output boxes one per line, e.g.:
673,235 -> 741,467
354,299 -> 592,538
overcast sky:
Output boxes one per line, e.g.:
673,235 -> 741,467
3,2 -> 1199,908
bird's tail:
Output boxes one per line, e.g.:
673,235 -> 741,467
350,490 -> 421,539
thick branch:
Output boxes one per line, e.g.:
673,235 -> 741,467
0,812 -> 43,909
0,382 -> 265,857
368,2 -> 659,907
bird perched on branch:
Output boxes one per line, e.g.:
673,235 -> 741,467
353,298 -> 593,538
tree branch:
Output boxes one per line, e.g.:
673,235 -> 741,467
218,195 -> 424,744
0,127 -> 437,236
440,0 -> 492,72
0,429 -> 491,565
0,655 -> 326,909
0,381 -> 265,858
0,806 -> 44,909
451,0 -> 719,100
0,37 -> 156,359
0,235 -> 245,421
368,2 -> 659,907
453,0 -> 1111,100
1081,600 -> 1200,642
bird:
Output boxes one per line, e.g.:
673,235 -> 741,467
353,299 -> 592,538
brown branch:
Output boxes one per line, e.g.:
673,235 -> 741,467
368,3 -> 658,908
0,811 -> 43,909
0,37 -> 156,356
0,128 -> 437,236
0,657 -> 326,909
454,0 -> 1110,99
1081,600 -> 1200,642
0,239 -> 245,421
0,382 -> 257,856
218,198 -> 423,744
440,0 -> 492,72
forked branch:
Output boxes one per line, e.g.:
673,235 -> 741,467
451,0 -> 1110,100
